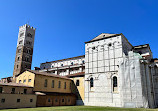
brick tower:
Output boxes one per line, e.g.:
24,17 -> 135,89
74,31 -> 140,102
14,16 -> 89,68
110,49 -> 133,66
13,24 -> 36,78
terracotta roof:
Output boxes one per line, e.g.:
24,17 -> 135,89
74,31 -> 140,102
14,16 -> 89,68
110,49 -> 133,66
0,82 -> 33,88
27,69 -> 71,80
85,33 -> 122,43
41,55 -> 85,64
66,72 -> 85,78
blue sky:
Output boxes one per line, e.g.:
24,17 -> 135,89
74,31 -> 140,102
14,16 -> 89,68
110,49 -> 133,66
0,0 -> 158,78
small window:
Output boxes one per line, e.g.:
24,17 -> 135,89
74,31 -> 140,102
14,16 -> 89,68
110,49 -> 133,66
25,57 -> 29,62
30,99 -> 33,102
1,99 -> 5,103
58,81 -> 61,88
90,78 -> 94,88
24,89 -> 27,94
76,80 -> 79,86
19,40 -> 23,44
0,87 -> 2,93
17,99 -> 20,103
113,76 -> 118,92
61,64 -> 63,66
70,83 -> 71,89
52,80 -> 54,88
71,62 -> 73,65
20,32 -> 24,37
43,67 -> 45,69
52,66 -> 54,68
19,80 -> 21,83
11,88 -> 15,94
82,60 -> 85,64
108,43 -> 112,47
17,65 -> 19,69
23,79 -> 26,83
44,79 -> 47,87
48,98 -> 51,102
17,57 -> 20,61
64,82 -> 66,89
27,33 -> 32,38
62,99 -> 64,102
27,49 -> 31,54
92,47 -> 95,50
18,49 -> 21,53
28,79 -> 31,82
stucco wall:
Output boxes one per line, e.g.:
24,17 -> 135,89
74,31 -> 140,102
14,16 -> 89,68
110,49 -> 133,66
0,94 -> 36,109
34,74 -> 72,93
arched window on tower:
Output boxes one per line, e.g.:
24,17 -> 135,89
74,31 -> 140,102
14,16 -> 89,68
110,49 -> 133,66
113,76 -> 118,92
90,77 -> 94,88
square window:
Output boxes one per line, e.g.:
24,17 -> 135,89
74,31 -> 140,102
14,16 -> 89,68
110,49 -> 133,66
17,99 -> 20,103
30,99 -> 33,102
1,99 -> 5,103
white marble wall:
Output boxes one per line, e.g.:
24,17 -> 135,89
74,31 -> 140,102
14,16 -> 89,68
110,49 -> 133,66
84,35 -> 124,107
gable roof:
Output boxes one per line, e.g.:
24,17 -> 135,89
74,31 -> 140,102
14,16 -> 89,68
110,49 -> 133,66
85,33 -> 122,43
26,69 -> 71,80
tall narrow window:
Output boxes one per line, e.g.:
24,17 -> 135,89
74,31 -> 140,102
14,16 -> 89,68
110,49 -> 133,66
90,77 -> 94,88
0,87 -> 3,93
11,88 -> 15,94
44,79 -> 47,87
64,82 -> 66,89
58,81 -> 61,88
70,82 -> 71,89
113,76 -> 118,92
76,80 -> 79,86
52,80 -> 54,88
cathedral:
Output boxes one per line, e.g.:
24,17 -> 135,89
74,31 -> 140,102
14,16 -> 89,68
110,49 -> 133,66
0,24 -> 158,109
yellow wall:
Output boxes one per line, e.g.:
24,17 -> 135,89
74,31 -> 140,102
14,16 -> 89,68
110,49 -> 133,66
0,94 -> 36,109
71,77 -> 84,101
0,85 -> 33,94
16,71 -> 72,93
34,74 -> 72,93
16,71 -> 35,87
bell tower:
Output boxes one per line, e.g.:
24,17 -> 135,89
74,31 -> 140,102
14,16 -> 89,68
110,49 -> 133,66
13,24 -> 36,77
